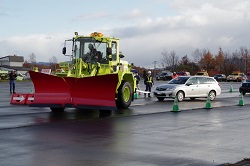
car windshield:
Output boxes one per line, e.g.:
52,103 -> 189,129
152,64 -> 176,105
160,72 -> 171,76
168,77 -> 189,84
196,72 -> 204,75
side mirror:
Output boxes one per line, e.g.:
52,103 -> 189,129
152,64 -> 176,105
62,47 -> 66,55
186,82 -> 193,86
106,47 -> 112,55
119,52 -> 124,58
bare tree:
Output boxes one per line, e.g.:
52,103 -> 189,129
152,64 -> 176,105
169,50 -> 179,72
29,53 -> 36,69
239,47 -> 250,73
49,56 -> 58,71
161,48 -> 169,69
161,49 -> 179,72
192,48 -> 207,63
223,51 -> 231,75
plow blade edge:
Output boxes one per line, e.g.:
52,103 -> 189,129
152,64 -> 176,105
29,71 -> 118,110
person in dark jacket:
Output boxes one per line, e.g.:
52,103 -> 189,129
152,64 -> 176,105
134,72 -> 141,94
144,71 -> 154,98
9,70 -> 17,94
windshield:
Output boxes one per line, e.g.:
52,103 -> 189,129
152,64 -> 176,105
73,38 -> 108,64
168,77 -> 189,84
196,72 -> 204,75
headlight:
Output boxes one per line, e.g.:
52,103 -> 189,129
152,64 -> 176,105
156,86 -> 176,91
166,87 -> 176,91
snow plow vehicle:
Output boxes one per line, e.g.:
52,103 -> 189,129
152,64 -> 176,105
29,32 -> 136,111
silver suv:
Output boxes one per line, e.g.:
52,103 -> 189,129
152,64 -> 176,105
153,76 -> 221,101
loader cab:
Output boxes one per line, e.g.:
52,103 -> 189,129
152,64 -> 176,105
71,37 -> 110,64
62,34 -> 120,65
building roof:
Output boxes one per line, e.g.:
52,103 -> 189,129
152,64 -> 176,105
0,65 -> 30,71
0,55 -> 24,62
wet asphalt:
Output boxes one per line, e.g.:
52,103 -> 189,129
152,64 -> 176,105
0,81 -> 250,166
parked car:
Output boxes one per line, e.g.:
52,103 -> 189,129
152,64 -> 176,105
227,72 -> 245,82
0,70 -> 8,80
23,72 -> 31,80
195,71 -> 209,76
213,74 -> 227,82
156,71 -> 172,81
153,76 -> 221,102
239,80 -> 250,95
245,72 -> 250,80
177,71 -> 190,76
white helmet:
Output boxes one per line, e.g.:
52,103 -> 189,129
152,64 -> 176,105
148,71 -> 151,74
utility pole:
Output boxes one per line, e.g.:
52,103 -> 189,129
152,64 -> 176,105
246,51 -> 248,73
153,61 -> 157,79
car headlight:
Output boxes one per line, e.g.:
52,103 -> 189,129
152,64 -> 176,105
156,87 -> 174,91
166,87 -> 176,91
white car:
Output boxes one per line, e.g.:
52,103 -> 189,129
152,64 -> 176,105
153,76 -> 221,102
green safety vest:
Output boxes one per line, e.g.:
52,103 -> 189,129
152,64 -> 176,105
147,76 -> 152,83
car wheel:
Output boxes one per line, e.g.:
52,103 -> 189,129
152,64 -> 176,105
209,90 -> 216,101
157,97 -> 164,101
176,91 -> 184,102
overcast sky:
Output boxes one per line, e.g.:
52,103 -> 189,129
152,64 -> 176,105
1,0 -> 250,68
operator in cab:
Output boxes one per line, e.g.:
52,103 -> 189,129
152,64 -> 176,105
82,43 -> 97,63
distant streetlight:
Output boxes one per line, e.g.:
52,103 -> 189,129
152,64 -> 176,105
153,61 -> 157,78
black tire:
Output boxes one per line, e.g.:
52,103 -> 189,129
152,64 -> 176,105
209,90 -> 216,101
50,107 -> 65,112
157,97 -> 164,101
176,91 -> 185,102
116,81 -> 133,109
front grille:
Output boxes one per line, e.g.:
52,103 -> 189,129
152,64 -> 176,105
154,93 -> 166,97
156,87 -> 166,91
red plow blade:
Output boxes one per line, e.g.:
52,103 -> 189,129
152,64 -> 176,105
29,71 -> 118,110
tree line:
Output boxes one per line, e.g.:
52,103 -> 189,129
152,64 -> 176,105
23,53 -> 58,72
161,47 -> 250,76
23,47 -> 250,77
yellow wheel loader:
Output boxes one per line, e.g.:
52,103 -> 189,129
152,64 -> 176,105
29,32 -> 136,111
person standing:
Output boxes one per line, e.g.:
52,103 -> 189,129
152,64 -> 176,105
82,43 -> 97,63
9,70 -> 17,94
172,72 -> 178,79
144,71 -> 154,98
134,72 -> 141,94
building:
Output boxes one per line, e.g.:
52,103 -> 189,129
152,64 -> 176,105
0,55 -> 29,74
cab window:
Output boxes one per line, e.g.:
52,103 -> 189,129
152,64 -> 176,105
111,42 -> 117,61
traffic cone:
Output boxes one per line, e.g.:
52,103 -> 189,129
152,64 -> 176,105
229,84 -> 233,92
205,93 -> 212,109
238,92 -> 244,106
134,92 -> 139,99
171,96 -> 180,112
